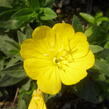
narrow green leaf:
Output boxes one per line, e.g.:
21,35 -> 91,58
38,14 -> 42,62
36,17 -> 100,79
96,17 -> 109,26
28,0 -> 40,10
21,79 -> 31,91
0,59 -> 5,71
95,12 -> 103,19
17,98 -> 27,109
104,41 -> 109,48
0,15 -> 34,29
0,0 -> 13,8
85,26 -> 93,37
17,30 -> 27,44
90,45 -> 104,53
80,12 -> 95,24
12,8 -> 33,18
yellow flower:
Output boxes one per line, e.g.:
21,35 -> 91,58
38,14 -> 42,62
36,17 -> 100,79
20,23 -> 95,95
28,89 -> 47,109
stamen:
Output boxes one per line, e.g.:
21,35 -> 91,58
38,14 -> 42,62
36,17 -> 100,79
53,57 -> 60,64
43,54 -> 49,56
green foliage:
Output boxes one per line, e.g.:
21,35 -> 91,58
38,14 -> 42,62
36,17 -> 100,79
0,63 -> 26,87
72,15 -> 84,32
80,12 -> 95,24
90,45 -> 104,53
0,0 -> 57,29
74,12 -> 109,103
80,12 -> 109,45
73,77 -> 100,103
17,79 -> 36,109
40,8 -> 57,20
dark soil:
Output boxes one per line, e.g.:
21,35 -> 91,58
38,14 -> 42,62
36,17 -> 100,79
54,0 -> 109,23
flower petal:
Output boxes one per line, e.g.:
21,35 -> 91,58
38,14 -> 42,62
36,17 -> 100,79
52,23 -> 75,40
20,39 -> 37,59
74,50 -> 95,69
20,39 -> 49,60
59,65 -> 87,85
32,26 -> 56,48
52,23 -> 75,50
70,32 -> 89,58
24,58 -> 51,80
37,66 -> 61,95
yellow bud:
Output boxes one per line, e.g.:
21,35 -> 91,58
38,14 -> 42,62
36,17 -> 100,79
28,89 -> 47,109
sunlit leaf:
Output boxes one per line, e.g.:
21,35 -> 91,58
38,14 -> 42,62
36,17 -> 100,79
40,8 -> 57,20
80,12 -> 95,24
90,45 -> 104,53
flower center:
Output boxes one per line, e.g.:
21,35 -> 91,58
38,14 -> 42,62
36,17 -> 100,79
53,57 -> 60,64
52,49 -> 73,66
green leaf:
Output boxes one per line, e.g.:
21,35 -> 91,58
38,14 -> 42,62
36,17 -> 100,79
73,78 -> 99,103
0,16 -> 33,29
95,12 -> 103,19
0,63 -> 26,87
12,8 -> 34,18
90,45 -> 104,53
0,7 -> 12,13
0,9 -> 16,21
40,8 -> 57,20
0,35 -> 19,56
17,25 -> 33,44
23,25 -> 33,38
72,15 -> 83,32
80,12 -> 95,24
4,63 -> 26,78
85,26 -> 93,37
21,79 -> 31,91
96,17 -> 109,26
0,59 -> 5,71
88,26 -> 106,45
17,30 -> 28,44
0,8 -> 36,29
17,98 -> 27,109
98,49 -> 109,61
6,54 -> 22,68
104,41 -> 109,48
0,0 -> 13,8
28,0 -> 40,10
40,0 -> 54,7
94,58 -> 109,77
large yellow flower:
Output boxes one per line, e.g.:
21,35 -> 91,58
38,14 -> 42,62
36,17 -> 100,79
20,23 -> 95,95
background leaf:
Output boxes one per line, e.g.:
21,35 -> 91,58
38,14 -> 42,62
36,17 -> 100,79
73,78 -> 100,103
90,45 -> 104,53
40,8 -> 57,20
72,15 -> 84,32
0,63 -> 26,87
80,12 -> 95,24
